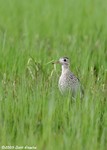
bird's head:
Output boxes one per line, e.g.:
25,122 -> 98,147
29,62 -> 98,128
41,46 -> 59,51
59,57 -> 70,66
53,57 -> 70,66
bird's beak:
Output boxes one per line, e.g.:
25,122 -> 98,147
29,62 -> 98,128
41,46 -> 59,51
52,60 -> 60,64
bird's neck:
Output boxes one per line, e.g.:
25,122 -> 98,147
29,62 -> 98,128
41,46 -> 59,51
61,65 -> 70,74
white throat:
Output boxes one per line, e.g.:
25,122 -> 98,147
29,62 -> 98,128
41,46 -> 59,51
61,65 -> 69,74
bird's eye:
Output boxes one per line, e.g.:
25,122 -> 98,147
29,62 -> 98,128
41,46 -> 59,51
64,59 -> 66,62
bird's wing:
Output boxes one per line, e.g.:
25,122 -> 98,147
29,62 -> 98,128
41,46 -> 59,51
69,73 -> 79,83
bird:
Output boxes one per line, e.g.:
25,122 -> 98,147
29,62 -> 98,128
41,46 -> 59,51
53,57 -> 83,98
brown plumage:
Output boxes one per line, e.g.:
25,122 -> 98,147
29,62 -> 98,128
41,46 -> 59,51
53,57 -> 83,98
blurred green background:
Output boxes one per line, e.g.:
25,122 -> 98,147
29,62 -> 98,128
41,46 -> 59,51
0,0 -> 107,150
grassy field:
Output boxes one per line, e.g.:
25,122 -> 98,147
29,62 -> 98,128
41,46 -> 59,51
0,0 -> 107,149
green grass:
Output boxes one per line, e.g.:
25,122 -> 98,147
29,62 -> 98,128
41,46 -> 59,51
0,0 -> 107,149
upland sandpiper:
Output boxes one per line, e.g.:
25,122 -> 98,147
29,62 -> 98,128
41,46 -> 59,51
53,57 -> 83,98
